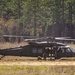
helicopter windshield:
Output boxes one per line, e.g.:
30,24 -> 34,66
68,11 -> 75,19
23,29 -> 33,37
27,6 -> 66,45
61,47 -> 71,53
58,46 -> 75,53
69,47 -> 75,52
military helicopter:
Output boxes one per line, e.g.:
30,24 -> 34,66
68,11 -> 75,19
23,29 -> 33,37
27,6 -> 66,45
0,35 -> 75,60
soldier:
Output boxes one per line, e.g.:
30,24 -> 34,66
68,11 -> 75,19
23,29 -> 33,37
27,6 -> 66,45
53,46 -> 58,59
43,52 -> 47,60
46,48 -> 49,57
43,48 -> 47,60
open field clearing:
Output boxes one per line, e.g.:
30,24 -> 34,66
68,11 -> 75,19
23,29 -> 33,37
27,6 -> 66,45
0,66 -> 75,75
0,55 -> 75,66
0,61 -> 75,66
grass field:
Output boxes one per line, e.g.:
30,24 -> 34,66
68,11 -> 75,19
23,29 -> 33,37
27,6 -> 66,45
0,66 -> 75,75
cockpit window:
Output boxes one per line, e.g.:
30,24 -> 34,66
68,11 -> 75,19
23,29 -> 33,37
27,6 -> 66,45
65,48 -> 71,52
32,48 -> 37,53
70,47 -> 75,52
61,48 -> 71,53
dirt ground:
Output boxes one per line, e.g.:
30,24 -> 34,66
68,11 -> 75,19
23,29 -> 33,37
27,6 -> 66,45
0,60 -> 75,66
0,56 -> 75,66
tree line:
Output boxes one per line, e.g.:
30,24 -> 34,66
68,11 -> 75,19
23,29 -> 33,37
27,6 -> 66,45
0,0 -> 75,42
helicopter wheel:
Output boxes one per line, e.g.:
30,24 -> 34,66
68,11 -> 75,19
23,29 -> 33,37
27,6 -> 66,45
37,56 -> 42,60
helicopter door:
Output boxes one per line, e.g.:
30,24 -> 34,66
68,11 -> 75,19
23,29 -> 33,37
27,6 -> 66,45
62,48 -> 72,57
58,48 -> 71,58
61,48 -> 66,57
64,48 -> 72,57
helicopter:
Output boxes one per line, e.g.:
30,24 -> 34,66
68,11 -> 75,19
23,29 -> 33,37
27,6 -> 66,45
0,35 -> 75,60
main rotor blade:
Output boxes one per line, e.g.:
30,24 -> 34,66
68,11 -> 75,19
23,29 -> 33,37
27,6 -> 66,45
55,38 -> 75,41
3,35 -> 74,42
3,35 -> 36,39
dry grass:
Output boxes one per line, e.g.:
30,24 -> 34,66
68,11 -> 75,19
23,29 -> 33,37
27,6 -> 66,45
0,66 -> 75,75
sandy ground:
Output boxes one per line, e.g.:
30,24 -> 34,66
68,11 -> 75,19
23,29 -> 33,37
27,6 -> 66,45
0,56 -> 75,66
0,61 -> 75,66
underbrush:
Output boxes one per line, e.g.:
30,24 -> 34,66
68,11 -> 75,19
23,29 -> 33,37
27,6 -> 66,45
0,66 -> 75,75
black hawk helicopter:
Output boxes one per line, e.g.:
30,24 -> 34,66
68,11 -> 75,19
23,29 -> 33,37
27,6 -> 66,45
0,35 -> 75,60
